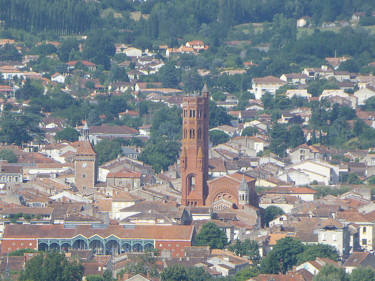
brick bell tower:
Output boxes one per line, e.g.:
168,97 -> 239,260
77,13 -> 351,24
181,85 -> 210,207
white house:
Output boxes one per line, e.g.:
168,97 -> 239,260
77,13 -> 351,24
264,187 -> 319,202
51,73 -> 66,83
317,219 -> 351,257
124,47 -> 142,58
354,87 -> 375,106
320,89 -> 357,109
251,76 -> 286,100
285,89 -> 312,100
288,160 -> 340,185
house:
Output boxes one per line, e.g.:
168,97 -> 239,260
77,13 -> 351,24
118,201 -> 190,225
185,40 -> 207,51
124,47 -> 142,58
277,168 -> 311,186
280,73 -> 309,85
336,211 -> 375,251
289,144 -> 331,164
67,60 -> 97,71
317,219 -> 351,257
80,124 -> 139,145
0,165 -> 23,184
285,89 -> 312,100
303,65 -> 333,79
343,252 -> 375,273
297,16 -> 312,28
251,76 -> 286,100
354,87 -> 375,106
106,172 -> 142,190
331,71 -> 357,82
206,254 -> 249,276
108,82 -> 133,93
0,65 -> 23,80
357,75 -> 375,89
209,125 -> 238,137
320,89 -> 357,109
50,73 -> 66,83
264,187 -> 318,202
296,257 -> 341,276
326,57 -> 351,70
288,160 -> 340,185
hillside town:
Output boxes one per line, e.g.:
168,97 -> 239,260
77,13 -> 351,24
2,1 -> 375,281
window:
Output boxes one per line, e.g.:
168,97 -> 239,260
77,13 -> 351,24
362,239 -> 368,245
332,234 -> 337,241
184,129 -> 187,139
190,110 -> 195,117
197,128 -> 202,139
190,129 -> 195,139
363,227 -> 367,234
189,175 -> 196,191
198,110 -> 202,118
322,233 -> 327,241
82,174 -> 86,178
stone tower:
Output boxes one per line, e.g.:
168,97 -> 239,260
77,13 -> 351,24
181,85 -> 210,207
74,122 -> 97,192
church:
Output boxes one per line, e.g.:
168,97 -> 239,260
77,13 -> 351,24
181,85 -> 259,209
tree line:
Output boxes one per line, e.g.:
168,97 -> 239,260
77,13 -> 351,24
0,0 -> 99,34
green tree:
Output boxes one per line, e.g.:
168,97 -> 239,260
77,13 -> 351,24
139,138 -> 180,173
122,253 -> 159,278
196,222 -> 228,249
228,239 -> 260,264
0,149 -> 18,163
94,139 -> 122,166
58,39 -> 79,62
15,78 -> 44,100
159,62 -> 181,88
297,244 -> 338,265
0,112 -> 44,145
261,237 -> 304,274
9,248 -> 38,256
151,105 -> 182,140
161,264 -> 188,281
55,127 -> 80,142
235,266 -> 259,281
269,124 -> 289,157
209,130 -> 230,146
350,267 -> 375,281
264,206 -> 285,227
289,125 -> 305,148
19,251 -> 84,281
341,173 -> 362,184
161,265 -> 213,281
209,101 -> 232,128
242,127 -> 258,137
86,276 -> 103,281
0,44 -> 22,61
315,264 -> 349,281
103,270 -> 114,281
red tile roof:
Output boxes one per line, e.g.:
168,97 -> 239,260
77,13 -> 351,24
3,224 -> 194,241
75,141 -> 96,155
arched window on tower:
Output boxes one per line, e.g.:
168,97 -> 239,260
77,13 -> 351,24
188,175 -> 196,191
197,128 -> 202,139
190,129 -> 195,139
184,129 -> 187,139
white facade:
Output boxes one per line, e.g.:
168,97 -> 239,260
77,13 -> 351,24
290,160 -> 339,185
354,87 -> 375,106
